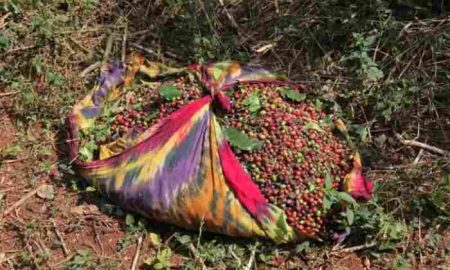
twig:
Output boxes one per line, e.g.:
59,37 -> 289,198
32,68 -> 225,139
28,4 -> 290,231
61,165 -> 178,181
370,161 -> 431,171
218,0 -> 243,36
395,133 -> 449,156
230,249 -> 242,265
93,223 -> 104,256
1,157 -> 29,163
0,187 -> 16,193
68,37 -> 90,54
57,27 -> 109,35
413,149 -> 424,164
3,44 -> 38,54
0,254 -> 17,265
295,80 -> 348,85
52,220 -> 70,257
79,62 -> 102,77
332,242 -> 377,253
121,24 -> 127,63
102,32 -> 114,64
0,91 -> 20,98
50,254 -> 75,268
372,39 -> 380,62
0,12 -> 11,29
130,235 -> 143,270
244,249 -> 256,270
129,42 -> 164,61
188,243 -> 206,270
1,185 -> 45,217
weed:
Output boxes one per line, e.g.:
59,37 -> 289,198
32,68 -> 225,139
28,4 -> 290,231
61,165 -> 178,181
66,249 -> 94,270
341,33 -> 384,83
117,214 -> 146,251
0,144 -> 21,159
144,247 -> 173,270
0,33 -> 10,49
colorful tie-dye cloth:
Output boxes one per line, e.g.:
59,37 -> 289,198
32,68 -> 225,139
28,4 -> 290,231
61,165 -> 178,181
67,54 -> 373,243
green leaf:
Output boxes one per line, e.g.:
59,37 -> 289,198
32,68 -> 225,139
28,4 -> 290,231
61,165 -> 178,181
303,122 -> 324,133
366,66 -> 384,81
212,67 -> 222,80
444,173 -> 450,191
337,192 -> 357,205
393,256 -> 410,270
280,88 -> 306,102
0,34 -> 11,49
224,127 -> 263,151
325,173 -> 333,190
46,71 -> 66,86
323,196 -> 332,210
79,146 -> 94,161
346,208 -> 354,225
151,247 -> 172,269
175,234 -> 192,245
159,84 -> 182,101
37,184 -> 55,200
85,186 -> 96,192
125,214 -> 135,226
295,241 -> 310,253
445,244 -> 450,254
353,124 -> 368,142
242,92 -> 261,112
148,232 -> 161,247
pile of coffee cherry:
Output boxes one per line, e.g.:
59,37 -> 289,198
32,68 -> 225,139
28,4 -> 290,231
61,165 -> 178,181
87,75 -> 354,237
222,83 -> 352,236
94,75 -> 204,144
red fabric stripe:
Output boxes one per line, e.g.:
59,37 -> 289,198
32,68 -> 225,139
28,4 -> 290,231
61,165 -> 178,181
218,141 -> 268,219
77,95 -> 212,168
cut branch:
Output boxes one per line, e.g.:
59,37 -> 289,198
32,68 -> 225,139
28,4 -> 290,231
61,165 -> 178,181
332,241 -> 377,253
395,133 -> 449,156
102,32 -> 115,63
130,235 -> 143,270
0,91 -> 20,98
52,220 -> 70,256
1,186 -> 45,218
80,62 -> 102,77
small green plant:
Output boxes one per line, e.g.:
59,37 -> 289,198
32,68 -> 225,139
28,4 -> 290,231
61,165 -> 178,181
15,252 -> 33,268
46,71 -> 67,87
0,144 -> 22,159
349,197 -> 409,253
323,173 -> 358,210
341,32 -> 384,82
81,0 -> 98,9
144,247 -> 173,270
32,55 -> 43,74
67,249 -> 94,270
31,17 -> 54,39
1,0 -> 22,14
117,214 -> 147,251
0,33 -> 11,50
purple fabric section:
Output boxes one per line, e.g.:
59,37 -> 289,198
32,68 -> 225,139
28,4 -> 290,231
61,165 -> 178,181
121,111 -> 210,211
93,62 -> 125,106
81,107 -> 102,118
